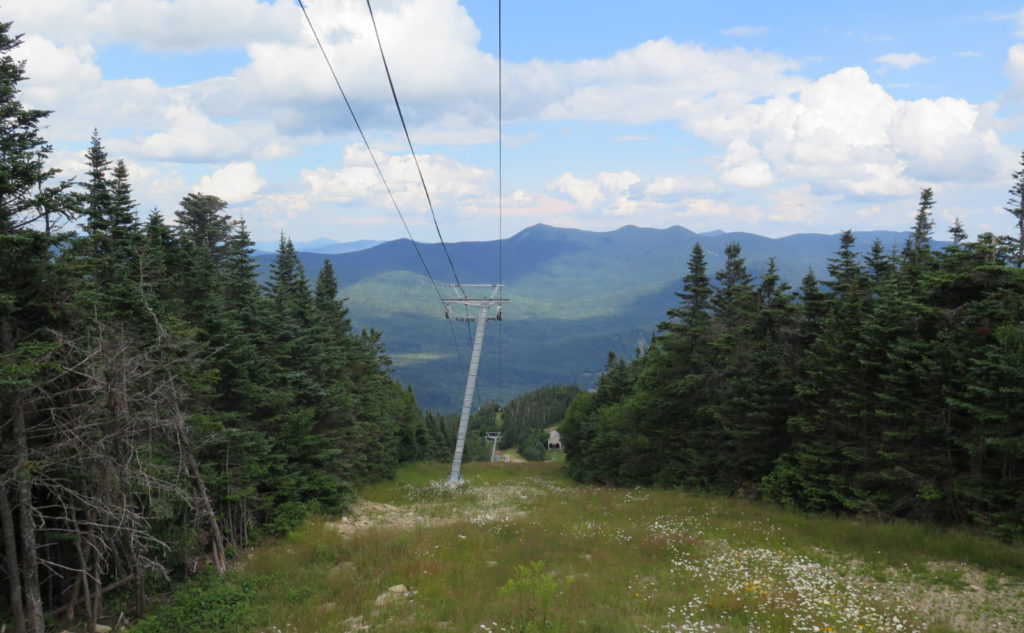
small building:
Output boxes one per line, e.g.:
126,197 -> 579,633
546,429 -> 562,451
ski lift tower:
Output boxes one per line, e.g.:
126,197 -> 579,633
485,432 -> 503,462
444,284 -> 507,484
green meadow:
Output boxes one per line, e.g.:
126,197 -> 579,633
135,462 -> 1024,633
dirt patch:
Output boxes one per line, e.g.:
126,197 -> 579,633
327,500 -> 426,536
895,562 -> 1024,633
326,481 -> 548,536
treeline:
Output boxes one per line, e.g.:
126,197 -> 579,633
465,385 -> 581,461
562,187 -> 1024,541
0,25 -> 444,633
499,385 -> 580,460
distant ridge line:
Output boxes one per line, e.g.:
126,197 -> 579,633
275,223 -> 917,250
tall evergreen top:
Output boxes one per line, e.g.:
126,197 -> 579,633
0,21 -> 64,234
665,242 -> 712,332
1006,151 -> 1024,267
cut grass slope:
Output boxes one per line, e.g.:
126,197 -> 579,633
135,462 -> 1024,633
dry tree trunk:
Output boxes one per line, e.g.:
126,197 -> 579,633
140,265 -> 228,573
130,533 -> 146,614
64,568 -> 82,624
14,403 -> 44,633
74,527 -> 94,629
3,315 -> 44,633
0,484 -> 26,633
181,440 -> 227,573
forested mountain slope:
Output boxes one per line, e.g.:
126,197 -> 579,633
258,224 -> 916,411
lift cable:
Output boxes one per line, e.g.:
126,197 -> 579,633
363,0 -> 478,388
365,0 -> 463,289
297,0 -> 469,376
497,0 -> 504,406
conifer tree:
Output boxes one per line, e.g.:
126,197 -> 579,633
716,258 -> 798,489
559,352 -> 641,484
864,238 -> 892,287
903,188 -> 937,290
310,259 -> 363,481
948,218 -> 967,247
0,22 -> 75,633
1005,151 -> 1024,267
633,243 -> 716,487
796,267 -> 827,346
764,231 -> 879,512
908,188 -> 935,261
711,242 -> 755,329
81,129 -> 112,235
75,137 -> 144,318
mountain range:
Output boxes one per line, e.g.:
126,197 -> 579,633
255,224 -> 918,412
252,237 -> 382,255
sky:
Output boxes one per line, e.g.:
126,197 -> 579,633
10,0 -> 1024,244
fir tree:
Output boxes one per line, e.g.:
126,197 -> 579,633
716,257 -> 798,489
1005,151 -> 1024,268
634,243 -> 717,488
0,22 -> 75,633
949,217 -> 967,247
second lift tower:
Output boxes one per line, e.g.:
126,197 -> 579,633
444,284 -> 507,484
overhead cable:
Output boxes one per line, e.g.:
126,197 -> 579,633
364,0 -> 463,289
498,0 -> 504,404
296,0 -> 469,375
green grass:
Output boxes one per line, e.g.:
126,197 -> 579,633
132,462 -> 1024,633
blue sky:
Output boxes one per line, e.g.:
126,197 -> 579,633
10,0 -> 1024,243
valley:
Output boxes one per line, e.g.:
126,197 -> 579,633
259,224 -> 918,411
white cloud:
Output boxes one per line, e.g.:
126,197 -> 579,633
680,198 -> 733,217
302,143 -> 493,214
6,0 -> 303,51
597,171 -> 642,194
531,38 -> 805,125
549,170 -> 723,218
644,176 -> 716,197
875,52 -> 932,69
693,67 -> 1009,197
195,162 -> 266,203
16,0 -> 498,161
10,0 -> 1016,240
122,105 -> 291,162
125,161 -> 189,212
230,143 -> 501,240
1003,43 -> 1024,101
765,186 -> 839,223
721,26 -> 770,37
19,36 -> 101,100
719,139 -> 774,188
550,173 -> 606,210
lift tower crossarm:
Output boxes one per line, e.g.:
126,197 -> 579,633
444,284 -> 508,483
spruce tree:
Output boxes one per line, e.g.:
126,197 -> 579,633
0,22 -> 75,633
81,130 -> 111,233
717,258 -> 798,489
948,218 -> 967,247
1005,151 -> 1024,268
75,139 -> 144,318
633,242 -> 716,488
765,232 -> 878,512
903,188 -> 937,286
704,242 -> 757,490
